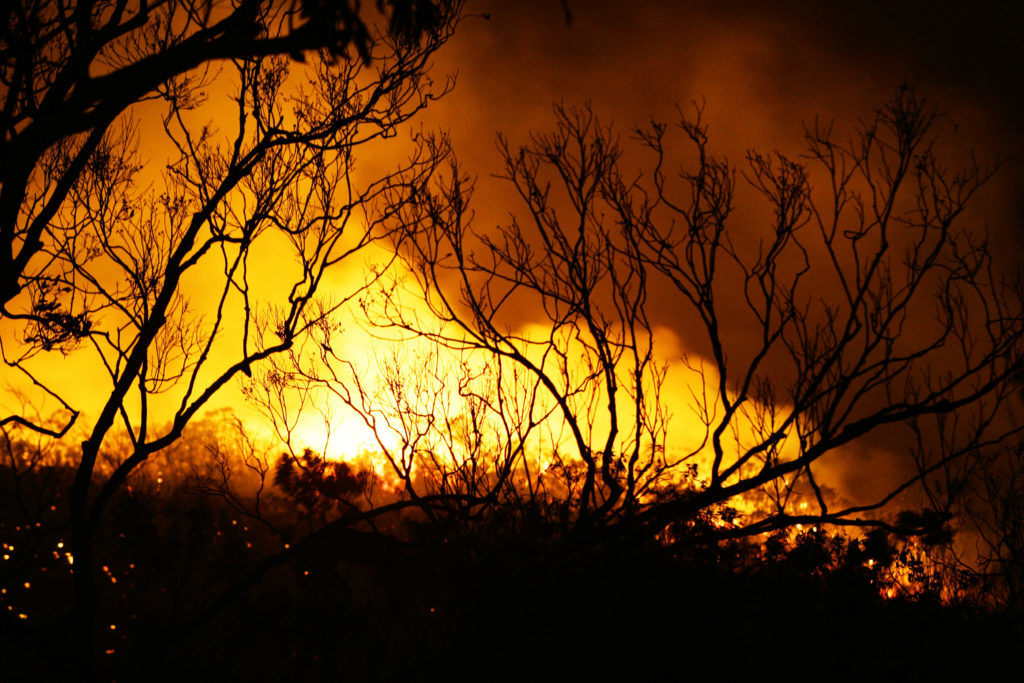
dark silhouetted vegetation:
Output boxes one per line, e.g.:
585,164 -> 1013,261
1,428 -> 1020,680
2,1 -> 1023,679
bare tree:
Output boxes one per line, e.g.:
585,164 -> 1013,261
354,89 -> 1024,553
0,0 -> 462,674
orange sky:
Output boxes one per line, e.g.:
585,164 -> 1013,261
6,0 -> 1023,515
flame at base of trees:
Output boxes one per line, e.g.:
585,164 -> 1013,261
240,87 -> 1024,611
2,4 -> 1023,666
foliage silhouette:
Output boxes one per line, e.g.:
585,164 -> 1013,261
227,86 -> 1024,674
2,1 -> 1023,675
291,87 -> 1024,560
0,0 -> 462,677
2,426 -> 1022,680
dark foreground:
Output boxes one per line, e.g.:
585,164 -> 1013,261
1,464 -> 1019,681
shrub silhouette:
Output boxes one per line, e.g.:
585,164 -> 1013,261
274,449 -> 368,520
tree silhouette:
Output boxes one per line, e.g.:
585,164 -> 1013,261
166,86 -> 1024,677
0,0 -> 461,676
353,89 -> 1024,547
4,4 -> 1024,676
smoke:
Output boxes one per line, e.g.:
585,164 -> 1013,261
396,0 -> 1024,515
424,0 -> 1024,256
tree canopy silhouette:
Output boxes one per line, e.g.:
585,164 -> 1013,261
3,3 -> 1024,678
0,0 -> 462,677
329,89 -> 1024,550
